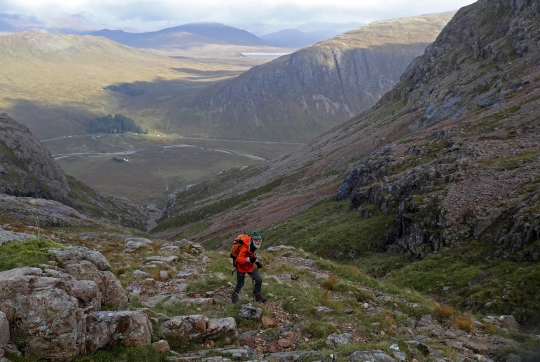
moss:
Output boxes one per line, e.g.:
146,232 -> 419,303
0,238 -> 64,272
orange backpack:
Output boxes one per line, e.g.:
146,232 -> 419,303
230,234 -> 249,267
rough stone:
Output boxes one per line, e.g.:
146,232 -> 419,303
145,255 -> 178,264
85,311 -> 152,354
159,270 -> 169,281
132,270 -> 149,279
174,239 -> 192,249
160,315 -> 237,342
263,350 -> 322,361
262,316 -> 277,328
48,246 -> 111,271
506,353 -> 522,362
326,333 -> 354,348
238,303 -> 263,321
0,228 -> 35,246
152,340 -> 170,353
348,350 -> 397,362
61,259 -> 128,309
0,267 -> 151,361
160,245 -> 180,256
124,238 -> 153,253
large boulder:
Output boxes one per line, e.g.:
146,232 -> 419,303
85,311 -> 152,354
48,246 -> 111,271
0,249 -> 149,361
48,246 -> 128,309
0,267 -> 94,360
124,238 -> 154,253
160,315 -> 237,342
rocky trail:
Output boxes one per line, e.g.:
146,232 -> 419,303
0,223 -> 538,362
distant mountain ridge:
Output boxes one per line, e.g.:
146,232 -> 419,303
193,12 -> 454,141
92,23 -> 270,50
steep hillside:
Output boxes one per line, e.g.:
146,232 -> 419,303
193,13 -> 454,142
0,113 -> 148,229
0,113 -> 72,206
154,0 -> 540,329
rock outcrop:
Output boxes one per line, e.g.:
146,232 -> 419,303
194,13 -> 453,141
335,0 -> 540,261
160,315 -> 237,342
0,113 -> 73,206
48,246 -> 129,309
0,247 -> 148,361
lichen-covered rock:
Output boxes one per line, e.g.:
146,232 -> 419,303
348,350 -> 396,362
85,311 -> 152,354
124,238 -> 154,253
48,246 -> 111,271
326,333 -> 354,348
263,350 -> 322,361
151,339 -> 170,353
132,270 -> 149,279
0,267 -> 92,360
160,315 -> 237,342
0,266 -> 150,361
160,245 -> 180,255
49,246 -> 127,309
238,303 -> 263,321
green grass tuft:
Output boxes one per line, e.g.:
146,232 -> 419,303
0,238 -> 64,272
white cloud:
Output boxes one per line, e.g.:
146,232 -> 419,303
0,0 -> 477,32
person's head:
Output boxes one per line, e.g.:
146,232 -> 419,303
251,231 -> 262,249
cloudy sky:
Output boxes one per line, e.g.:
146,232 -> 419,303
0,0 -> 477,34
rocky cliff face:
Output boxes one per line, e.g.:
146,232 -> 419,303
336,0 -> 540,260
0,113 -> 73,206
194,13 -> 453,141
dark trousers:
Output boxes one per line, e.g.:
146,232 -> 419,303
234,268 -> 262,296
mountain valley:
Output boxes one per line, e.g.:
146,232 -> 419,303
1,0 -> 540,361
0,12 -> 450,203
153,0 -> 540,338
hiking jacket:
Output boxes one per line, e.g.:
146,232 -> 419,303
235,235 -> 257,273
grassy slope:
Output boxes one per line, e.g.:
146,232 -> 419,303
0,32 -> 266,140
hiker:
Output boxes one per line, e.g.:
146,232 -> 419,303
231,231 -> 267,303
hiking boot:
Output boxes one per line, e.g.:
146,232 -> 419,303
231,291 -> 239,303
254,293 -> 267,303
